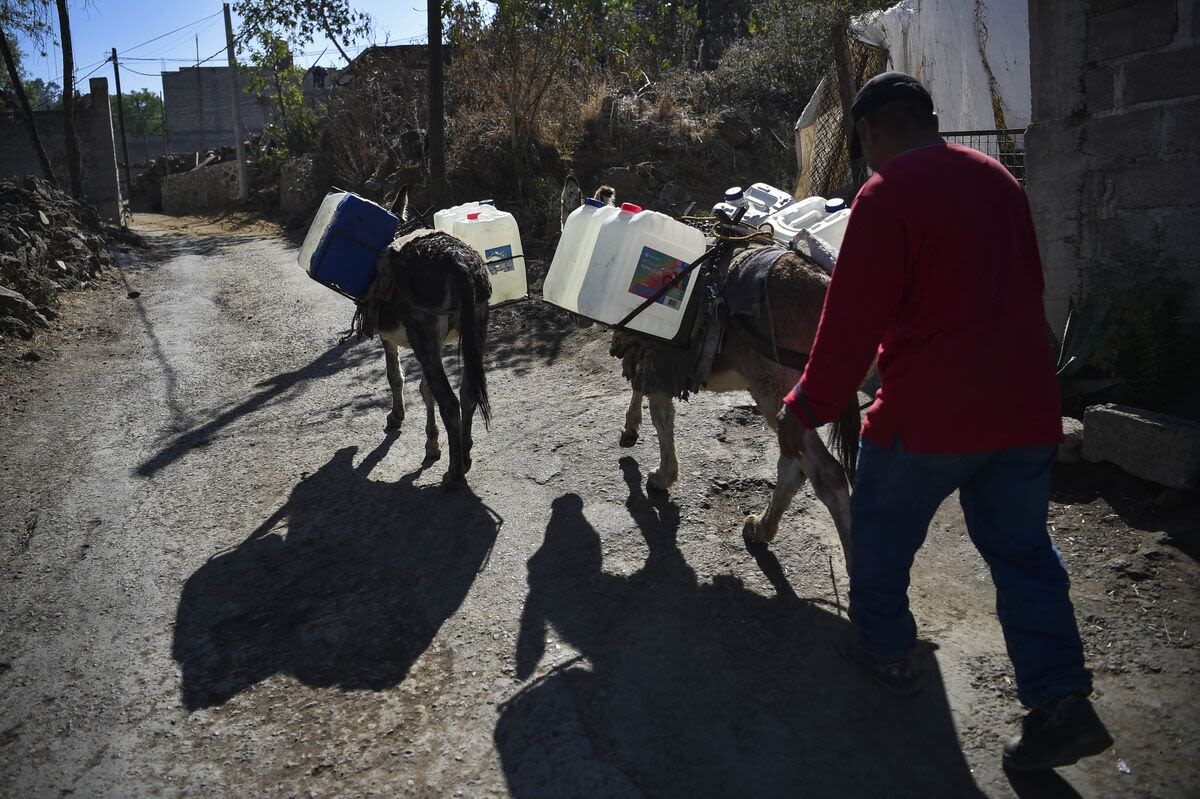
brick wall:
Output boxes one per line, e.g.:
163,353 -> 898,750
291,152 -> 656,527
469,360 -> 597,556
161,66 -> 270,153
0,77 -> 123,221
1027,0 -> 1199,406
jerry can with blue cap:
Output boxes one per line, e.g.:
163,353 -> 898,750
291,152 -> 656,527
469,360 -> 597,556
298,191 -> 398,300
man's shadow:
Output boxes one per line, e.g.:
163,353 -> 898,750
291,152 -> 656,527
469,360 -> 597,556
496,457 -> 984,798
172,438 -> 501,710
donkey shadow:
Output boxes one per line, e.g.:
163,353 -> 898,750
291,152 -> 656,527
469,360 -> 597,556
172,438 -> 500,710
497,458 -> 984,798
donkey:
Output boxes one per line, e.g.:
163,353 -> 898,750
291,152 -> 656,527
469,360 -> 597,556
565,187 -> 858,568
357,187 -> 492,488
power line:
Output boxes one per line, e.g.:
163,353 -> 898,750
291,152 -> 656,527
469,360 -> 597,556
120,11 -> 222,56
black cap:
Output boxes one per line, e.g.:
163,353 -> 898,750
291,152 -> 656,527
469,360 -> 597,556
848,71 -> 935,159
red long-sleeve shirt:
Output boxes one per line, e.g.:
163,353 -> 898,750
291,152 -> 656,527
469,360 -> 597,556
784,143 -> 1063,453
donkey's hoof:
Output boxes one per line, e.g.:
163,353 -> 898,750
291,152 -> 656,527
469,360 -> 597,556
619,430 -> 639,448
384,412 -> 404,432
647,470 -> 675,493
441,471 -> 466,490
742,514 -> 776,544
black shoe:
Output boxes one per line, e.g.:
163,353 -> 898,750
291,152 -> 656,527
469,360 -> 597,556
1003,695 -> 1114,772
838,640 -> 920,696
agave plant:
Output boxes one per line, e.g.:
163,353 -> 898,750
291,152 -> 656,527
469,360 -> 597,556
1054,301 -> 1120,399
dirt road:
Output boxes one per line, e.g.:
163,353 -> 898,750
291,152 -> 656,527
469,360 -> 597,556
1,218 -> 1197,798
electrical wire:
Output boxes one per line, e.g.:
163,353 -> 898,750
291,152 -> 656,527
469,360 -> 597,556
119,11 -> 222,56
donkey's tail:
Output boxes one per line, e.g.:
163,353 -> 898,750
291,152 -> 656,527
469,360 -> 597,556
455,262 -> 491,429
828,399 -> 860,486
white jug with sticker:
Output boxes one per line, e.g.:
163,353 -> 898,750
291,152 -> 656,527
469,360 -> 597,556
575,202 -> 707,340
436,205 -> 527,305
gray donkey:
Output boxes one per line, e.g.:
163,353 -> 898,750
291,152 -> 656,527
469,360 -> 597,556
563,186 -> 858,570
357,187 -> 492,488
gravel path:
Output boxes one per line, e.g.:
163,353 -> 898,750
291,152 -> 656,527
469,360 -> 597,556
1,219 -> 1196,798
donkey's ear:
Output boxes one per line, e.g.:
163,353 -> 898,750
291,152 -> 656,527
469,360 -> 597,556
388,184 -> 410,220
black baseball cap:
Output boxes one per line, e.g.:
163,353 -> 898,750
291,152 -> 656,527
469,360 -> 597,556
848,71 -> 935,159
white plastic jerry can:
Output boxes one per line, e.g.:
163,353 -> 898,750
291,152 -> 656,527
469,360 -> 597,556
764,195 -> 828,247
436,204 -> 527,305
807,208 -> 852,252
432,199 -> 495,232
743,182 -> 795,215
576,202 -> 707,341
543,197 -> 621,312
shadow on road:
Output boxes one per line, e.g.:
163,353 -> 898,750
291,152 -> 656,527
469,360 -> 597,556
172,439 -> 501,710
496,457 -> 983,798
137,342 -> 375,477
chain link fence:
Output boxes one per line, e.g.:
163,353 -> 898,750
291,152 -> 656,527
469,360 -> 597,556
941,128 -> 1027,186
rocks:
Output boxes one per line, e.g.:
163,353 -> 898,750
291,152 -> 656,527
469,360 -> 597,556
0,175 -> 127,340
1058,417 -> 1085,463
1083,403 -> 1200,490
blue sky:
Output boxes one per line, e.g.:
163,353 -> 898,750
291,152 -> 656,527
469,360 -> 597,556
14,1 -> 430,95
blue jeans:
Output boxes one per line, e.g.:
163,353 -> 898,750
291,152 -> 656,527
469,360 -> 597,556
850,438 -> 1093,707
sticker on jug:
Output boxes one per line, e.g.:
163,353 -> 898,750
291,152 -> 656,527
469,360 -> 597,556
628,246 -> 690,309
485,244 -> 515,275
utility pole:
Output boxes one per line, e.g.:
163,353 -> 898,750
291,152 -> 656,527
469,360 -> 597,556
223,2 -> 249,200
111,49 -> 133,203
196,35 -> 205,154
427,0 -> 445,207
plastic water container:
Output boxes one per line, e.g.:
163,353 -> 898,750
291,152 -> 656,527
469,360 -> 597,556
432,199 -> 495,231
576,202 -> 707,340
712,201 -> 770,227
298,191 -> 398,300
543,197 -> 620,312
437,206 -> 528,305
764,195 -> 828,247
808,208 -> 852,252
744,182 -> 795,215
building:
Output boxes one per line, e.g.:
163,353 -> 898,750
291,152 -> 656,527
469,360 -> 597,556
161,66 -> 271,154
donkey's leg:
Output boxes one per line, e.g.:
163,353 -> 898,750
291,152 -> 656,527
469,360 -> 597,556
383,339 -> 406,432
620,390 -> 643,447
458,304 -> 488,474
744,378 -> 808,544
408,323 -> 464,487
419,377 -> 441,463
744,455 -> 809,544
799,429 -> 854,574
646,393 -> 680,492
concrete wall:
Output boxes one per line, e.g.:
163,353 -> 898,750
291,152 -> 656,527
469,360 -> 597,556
1027,0 -> 1200,335
161,161 -> 241,215
162,66 -> 270,154
0,77 -> 124,221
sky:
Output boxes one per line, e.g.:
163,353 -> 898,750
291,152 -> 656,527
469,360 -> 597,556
13,0 -> 431,96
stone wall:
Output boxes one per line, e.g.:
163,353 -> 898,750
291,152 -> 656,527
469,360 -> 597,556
161,161 -> 241,215
1027,0 -> 1199,407
0,78 -> 124,221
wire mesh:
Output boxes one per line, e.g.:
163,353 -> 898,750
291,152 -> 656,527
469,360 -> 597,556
941,129 -> 1027,185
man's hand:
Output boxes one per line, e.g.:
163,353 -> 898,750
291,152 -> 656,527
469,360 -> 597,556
776,405 -> 809,459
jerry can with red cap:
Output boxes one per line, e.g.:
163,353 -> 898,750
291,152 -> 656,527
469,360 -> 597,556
574,202 -> 706,341
433,200 -> 527,305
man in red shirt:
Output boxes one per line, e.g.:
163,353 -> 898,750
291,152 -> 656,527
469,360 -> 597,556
777,72 -> 1112,772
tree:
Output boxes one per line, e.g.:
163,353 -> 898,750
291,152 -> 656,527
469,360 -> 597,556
0,2 -> 57,186
111,88 -> 164,136
232,0 -> 370,64
242,35 -> 320,157
54,0 -> 82,196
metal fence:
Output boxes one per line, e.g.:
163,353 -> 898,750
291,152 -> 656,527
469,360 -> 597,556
941,128 -> 1027,185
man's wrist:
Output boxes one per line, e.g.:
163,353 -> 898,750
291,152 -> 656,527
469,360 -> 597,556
783,389 -> 822,429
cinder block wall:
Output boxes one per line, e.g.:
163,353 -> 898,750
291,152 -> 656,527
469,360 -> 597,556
0,77 -> 123,221
161,67 -> 269,153
1027,0 -> 1199,408
1027,0 -> 1199,330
